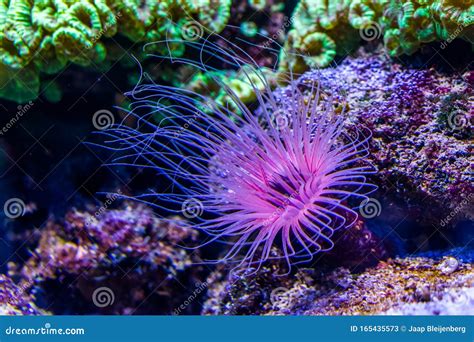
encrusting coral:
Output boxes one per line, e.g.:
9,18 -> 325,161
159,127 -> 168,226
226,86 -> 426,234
151,0 -> 288,110
0,0 -> 232,103
281,0 -> 474,72
1,0 -> 472,102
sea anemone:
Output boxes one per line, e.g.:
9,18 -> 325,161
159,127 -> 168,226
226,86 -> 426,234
96,37 -> 376,272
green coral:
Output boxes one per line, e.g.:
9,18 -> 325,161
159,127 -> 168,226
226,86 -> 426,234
194,68 -> 276,111
281,0 -> 474,72
0,0 -> 232,103
240,21 -> 259,37
279,30 -> 337,72
248,0 -> 267,11
161,64 -> 277,114
279,0 -> 359,73
382,0 -> 473,56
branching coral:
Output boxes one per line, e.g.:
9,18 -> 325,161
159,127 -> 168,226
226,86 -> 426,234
281,0 -> 474,72
0,0 -> 232,103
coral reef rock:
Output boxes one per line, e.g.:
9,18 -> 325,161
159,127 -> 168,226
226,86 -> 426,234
203,255 -> 474,315
272,51 -> 473,226
11,203 -> 203,314
0,275 -> 46,315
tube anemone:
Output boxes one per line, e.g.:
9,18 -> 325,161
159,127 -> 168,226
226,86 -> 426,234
95,36 -> 376,273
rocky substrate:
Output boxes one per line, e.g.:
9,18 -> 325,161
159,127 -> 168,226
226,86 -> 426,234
270,50 -> 473,228
203,254 -> 474,315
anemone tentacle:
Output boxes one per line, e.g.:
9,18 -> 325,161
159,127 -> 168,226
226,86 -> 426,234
94,35 -> 377,273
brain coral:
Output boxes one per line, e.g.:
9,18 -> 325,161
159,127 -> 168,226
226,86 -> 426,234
281,0 -> 474,72
0,0 -> 232,103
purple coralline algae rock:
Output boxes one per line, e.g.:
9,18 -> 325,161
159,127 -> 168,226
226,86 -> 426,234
201,218 -> 390,315
385,287 -> 474,315
0,275 -> 45,315
272,51 -> 473,226
12,203 -> 203,314
202,256 -> 474,315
